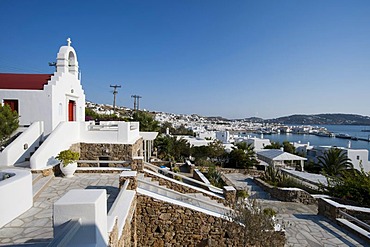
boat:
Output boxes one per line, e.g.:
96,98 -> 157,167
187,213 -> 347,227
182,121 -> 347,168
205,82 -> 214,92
336,133 -> 351,139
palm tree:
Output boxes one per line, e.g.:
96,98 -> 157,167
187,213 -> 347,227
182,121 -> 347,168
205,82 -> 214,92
317,148 -> 353,176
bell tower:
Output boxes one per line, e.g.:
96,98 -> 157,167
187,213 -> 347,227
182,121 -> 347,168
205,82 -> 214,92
56,38 -> 79,78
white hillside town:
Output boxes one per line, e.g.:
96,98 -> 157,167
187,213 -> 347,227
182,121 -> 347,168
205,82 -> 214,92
0,40 -> 368,246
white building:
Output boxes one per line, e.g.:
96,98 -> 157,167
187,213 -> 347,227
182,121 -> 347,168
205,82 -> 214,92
0,38 -> 85,135
235,137 -> 271,151
307,146 -> 370,172
215,131 -> 230,144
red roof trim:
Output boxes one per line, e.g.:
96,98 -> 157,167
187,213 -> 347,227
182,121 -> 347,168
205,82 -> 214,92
0,73 -> 53,90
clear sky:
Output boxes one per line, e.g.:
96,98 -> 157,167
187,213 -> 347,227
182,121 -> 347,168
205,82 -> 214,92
1,0 -> 370,119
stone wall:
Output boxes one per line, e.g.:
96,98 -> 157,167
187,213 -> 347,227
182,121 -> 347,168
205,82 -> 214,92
144,172 -> 228,206
136,195 -> 285,247
73,138 -> 142,167
218,167 -> 264,177
254,178 -> 317,205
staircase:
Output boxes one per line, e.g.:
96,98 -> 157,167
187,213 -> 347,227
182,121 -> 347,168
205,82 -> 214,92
25,140 -> 44,162
137,173 -> 231,215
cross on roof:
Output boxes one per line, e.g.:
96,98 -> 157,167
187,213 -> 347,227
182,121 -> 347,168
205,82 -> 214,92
67,38 -> 72,46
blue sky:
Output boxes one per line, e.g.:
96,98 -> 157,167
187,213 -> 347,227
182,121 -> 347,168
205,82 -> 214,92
1,0 -> 370,119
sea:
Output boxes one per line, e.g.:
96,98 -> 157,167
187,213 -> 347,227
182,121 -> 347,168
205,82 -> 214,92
247,125 -> 370,159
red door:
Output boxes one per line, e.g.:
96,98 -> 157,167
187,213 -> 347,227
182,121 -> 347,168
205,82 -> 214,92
4,99 -> 19,113
68,100 -> 75,121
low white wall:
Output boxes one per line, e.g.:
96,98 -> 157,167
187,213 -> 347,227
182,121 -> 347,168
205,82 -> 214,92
30,121 -> 80,169
54,189 -> 108,246
0,169 -> 33,227
0,121 -> 44,166
30,121 -> 142,169
107,186 -> 136,238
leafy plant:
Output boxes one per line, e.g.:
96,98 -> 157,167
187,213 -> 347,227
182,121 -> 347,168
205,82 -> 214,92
205,166 -> 226,188
237,190 -> 249,200
229,199 -> 285,246
0,104 -> 19,146
317,148 -> 353,176
325,168 -> 370,207
56,150 -> 80,167
263,208 -> 277,217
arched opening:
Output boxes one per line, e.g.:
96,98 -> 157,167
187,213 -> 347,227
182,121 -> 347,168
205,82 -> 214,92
68,51 -> 76,73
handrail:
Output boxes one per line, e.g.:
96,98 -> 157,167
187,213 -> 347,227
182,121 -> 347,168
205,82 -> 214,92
138,178 -> 231,214
48,218 -> 81,247
338,209 -> 370,232
143,162 -> 223,194
108,180 -> 130,216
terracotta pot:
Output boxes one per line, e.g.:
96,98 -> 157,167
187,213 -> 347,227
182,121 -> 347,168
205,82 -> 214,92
60,162 -> 77,178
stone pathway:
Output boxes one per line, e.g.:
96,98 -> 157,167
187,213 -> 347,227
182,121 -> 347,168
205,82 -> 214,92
224,173 -> 367,247
0,173 -> 120,246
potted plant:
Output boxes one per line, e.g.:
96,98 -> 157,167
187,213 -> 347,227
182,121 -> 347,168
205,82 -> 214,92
56,150 -> 80,178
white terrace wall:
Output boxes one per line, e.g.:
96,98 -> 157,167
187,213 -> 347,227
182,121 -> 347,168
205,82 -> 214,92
0,169 -> 32,227
0,121 -> 44,166
30,121 -> 141,169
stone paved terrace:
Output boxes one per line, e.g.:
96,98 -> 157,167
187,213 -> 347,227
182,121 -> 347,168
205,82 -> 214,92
0,173 -> 120,246
224,173 -> 367,247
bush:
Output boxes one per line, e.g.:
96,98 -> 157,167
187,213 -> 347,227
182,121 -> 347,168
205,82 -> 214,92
237,190 -> 249,200
0,104 -> 19,146
325,169 -> 370,207
205,166 -> 226,188
229,199 -> 285,246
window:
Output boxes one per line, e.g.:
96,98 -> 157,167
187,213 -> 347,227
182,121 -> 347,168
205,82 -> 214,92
357,155 -> 360,160
3,99 -> 19,113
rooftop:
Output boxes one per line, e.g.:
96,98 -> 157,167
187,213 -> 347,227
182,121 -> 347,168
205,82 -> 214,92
0,73 -> 52,90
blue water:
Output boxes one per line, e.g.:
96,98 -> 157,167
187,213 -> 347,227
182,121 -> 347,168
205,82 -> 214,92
250,125 -> 370,159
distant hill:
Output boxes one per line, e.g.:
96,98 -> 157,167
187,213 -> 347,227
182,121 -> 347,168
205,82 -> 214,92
264,114 -> 370,125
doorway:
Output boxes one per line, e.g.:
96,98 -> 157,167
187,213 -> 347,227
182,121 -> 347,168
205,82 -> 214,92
68,100 -> 76,121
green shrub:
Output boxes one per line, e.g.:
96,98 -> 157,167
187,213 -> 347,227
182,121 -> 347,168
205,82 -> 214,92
263,208 -> 277,217
237,190 -> 249,200
56,150 -> 80,166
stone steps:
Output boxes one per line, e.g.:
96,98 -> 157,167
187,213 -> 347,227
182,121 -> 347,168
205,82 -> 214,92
138,176 -> 227,214
336,218 -> 370,242
32,175 -> 53,200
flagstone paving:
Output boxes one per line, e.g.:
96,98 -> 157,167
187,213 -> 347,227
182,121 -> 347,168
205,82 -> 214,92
0,173 -> 120,246
224,173 -> 367,247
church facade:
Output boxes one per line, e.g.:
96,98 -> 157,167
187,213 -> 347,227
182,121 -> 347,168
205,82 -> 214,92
0,39 -> 85,135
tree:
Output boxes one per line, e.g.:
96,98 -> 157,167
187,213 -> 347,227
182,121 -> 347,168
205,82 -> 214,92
317,148 -> 353,176
227,142 -> 258,169
264,141 -> 282,149
0,104 -> 19,146
132,111 -> 159,132
154,135 -> 190,162
282,141 -> 296,154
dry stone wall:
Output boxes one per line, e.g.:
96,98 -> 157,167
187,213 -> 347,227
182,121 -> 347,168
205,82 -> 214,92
137,195 -> 243,246
70,138 -> 142,167
136,195 -> 285,247
254,178 -> 317,204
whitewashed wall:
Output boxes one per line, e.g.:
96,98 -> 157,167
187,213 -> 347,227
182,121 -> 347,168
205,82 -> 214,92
0,121 -> 44,166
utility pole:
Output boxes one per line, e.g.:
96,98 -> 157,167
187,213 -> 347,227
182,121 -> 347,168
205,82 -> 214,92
131,95 -> 137,111
110,84 -> 121,112
131,95 -> 142,111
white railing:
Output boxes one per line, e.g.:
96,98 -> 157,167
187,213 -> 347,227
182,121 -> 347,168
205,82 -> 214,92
107,179 -> 136,239
138,178 -> 230,215
144,162 -> 224,194
0,121 -> 44,166
338,210 -> 370,232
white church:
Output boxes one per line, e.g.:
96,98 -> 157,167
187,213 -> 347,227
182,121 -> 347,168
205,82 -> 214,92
0,38 -> 85,135
0,39 -> 157,170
